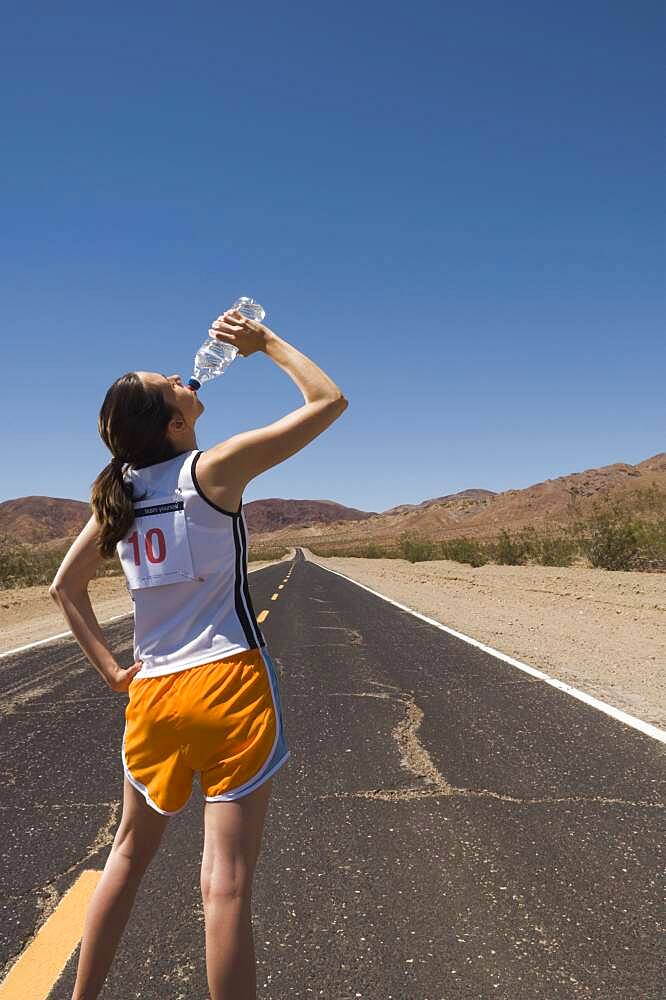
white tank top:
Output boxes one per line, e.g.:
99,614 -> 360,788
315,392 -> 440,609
116,449 -> 266,679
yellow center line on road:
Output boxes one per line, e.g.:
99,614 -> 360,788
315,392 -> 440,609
278,584 -> 284,589
270,593 -> 279,601
257,610 -> 270,623
0,869 -> 101,999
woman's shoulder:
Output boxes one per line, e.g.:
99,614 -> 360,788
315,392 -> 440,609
191,447 -> 244,516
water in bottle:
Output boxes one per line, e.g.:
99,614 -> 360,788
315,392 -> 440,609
187,297 -> 266,390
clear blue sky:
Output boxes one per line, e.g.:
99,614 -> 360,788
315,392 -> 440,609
1,2 -> 663,511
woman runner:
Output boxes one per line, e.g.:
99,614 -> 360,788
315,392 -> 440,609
50,307 -> 349,999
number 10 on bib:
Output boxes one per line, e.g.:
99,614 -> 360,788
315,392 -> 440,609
117,499 -> 198,590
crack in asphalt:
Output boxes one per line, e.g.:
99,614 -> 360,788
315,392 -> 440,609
321,685 -> 664,810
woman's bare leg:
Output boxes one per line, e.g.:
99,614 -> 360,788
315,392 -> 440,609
201,778 -> 273,1000
72,776 -> 170,999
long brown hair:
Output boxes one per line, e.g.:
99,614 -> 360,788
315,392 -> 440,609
91,372 -> 183,558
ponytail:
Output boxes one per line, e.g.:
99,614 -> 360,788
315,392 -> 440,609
91,458 -> 136,559
91,371 -> 181,559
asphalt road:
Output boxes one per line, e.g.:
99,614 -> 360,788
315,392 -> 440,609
1,548 -> 664,999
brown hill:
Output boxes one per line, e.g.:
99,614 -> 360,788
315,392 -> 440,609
2,453 -> 663,551
242,498 -> 376,534
0,496 -> 91,545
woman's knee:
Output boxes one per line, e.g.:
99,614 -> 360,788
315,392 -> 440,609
112,816 -> 166,869
200,857 -> 254,905
200,782 -> 273,902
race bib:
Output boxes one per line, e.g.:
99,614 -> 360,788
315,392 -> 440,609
117,493 -> 197,590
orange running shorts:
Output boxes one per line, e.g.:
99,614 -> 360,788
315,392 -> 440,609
121,646 -> 290,815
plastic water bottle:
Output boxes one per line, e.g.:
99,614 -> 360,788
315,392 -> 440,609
187,297 -> 266,390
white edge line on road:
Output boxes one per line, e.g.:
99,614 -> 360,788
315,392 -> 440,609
0,562 -> 279,662
305,554 -> 666,746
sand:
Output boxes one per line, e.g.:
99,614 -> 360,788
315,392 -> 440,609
1,547 -> 664,732
301,549 -> 666,732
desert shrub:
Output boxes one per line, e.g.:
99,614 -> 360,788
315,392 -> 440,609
583,485 -> 666,571
576,497 -> 665,571
583,517 -> 639,570
576,497 -> 642,571
308,542 -> 395,558
358,543 -> 388,559
441,537 -> 489,567
491,528 -> 534,565
534,532 -> 577,566
0,534 -> 68,588
400,537 -> 436,562
632,518 -> 666,571
0,532 -> 126,589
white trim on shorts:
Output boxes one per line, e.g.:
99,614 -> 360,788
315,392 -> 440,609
121,718 -> 191,816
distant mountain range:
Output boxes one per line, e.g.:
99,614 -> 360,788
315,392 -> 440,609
0,494 -> 377,546
1,452 -> 663,551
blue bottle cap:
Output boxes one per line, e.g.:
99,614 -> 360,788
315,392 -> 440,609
187,377 -> 201,390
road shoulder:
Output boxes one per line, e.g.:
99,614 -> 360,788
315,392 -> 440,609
301,548 -> 666,730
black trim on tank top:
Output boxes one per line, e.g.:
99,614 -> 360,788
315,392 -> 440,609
231,515 -> 261,649
238,512 -> 266,647
190,450 -> 243,517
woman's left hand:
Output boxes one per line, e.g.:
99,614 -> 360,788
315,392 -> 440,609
105,660 -> 143,693
209,309 -> 271,357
